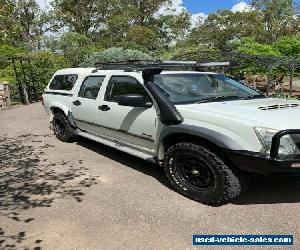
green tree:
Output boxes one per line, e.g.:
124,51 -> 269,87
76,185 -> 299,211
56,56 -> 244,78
235,37 -> 281,56
51,0 -> 175,51
251,0 -> 298,43
94,0 -> 174,50
233,38 -> 285,77
47,32 -> 96,67
30,51 -> 70,94
14,0 -> 40,41
273,35 -> 300,57
79,47 -> 152,67
0,0 -> 21,45
1,0 -> 54,50
0,44 -> 26,84
155,11 -> 191,49
0,45 -> 70,100
51,0 -> 115,36
188,10 -> 264,50
118,0 -> 170,25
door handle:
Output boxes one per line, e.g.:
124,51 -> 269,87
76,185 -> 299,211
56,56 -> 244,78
98,105 -> 110,111
73,100 -> 81,106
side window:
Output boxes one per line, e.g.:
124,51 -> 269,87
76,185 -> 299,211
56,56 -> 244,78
49,74 -> 78,90
78,76 -> 105,99
104,76 -> 148,102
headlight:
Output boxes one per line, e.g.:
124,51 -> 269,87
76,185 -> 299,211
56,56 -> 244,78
254,127 -> 299,156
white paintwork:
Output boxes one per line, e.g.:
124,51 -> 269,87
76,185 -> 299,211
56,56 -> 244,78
43,68 -> 300,160
77,130 -> 156,163
93,72 -> 158,154
177,97 -> 300,152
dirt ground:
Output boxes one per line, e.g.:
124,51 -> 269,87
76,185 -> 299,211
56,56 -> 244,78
0,103 -> 300,250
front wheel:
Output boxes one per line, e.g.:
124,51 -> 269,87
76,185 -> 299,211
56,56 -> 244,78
163,142 -> 246,206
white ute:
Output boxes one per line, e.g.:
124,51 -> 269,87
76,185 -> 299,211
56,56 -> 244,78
43,61 -> 300,205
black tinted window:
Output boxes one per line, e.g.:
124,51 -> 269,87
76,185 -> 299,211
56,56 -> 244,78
105,76 -> 148,102
78,76 -> 105,99
49,74 -> 78,90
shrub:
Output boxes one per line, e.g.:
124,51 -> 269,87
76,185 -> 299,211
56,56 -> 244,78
79,47 -> 152,67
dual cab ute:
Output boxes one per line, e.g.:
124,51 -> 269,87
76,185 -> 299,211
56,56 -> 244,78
43,61 -> 300,205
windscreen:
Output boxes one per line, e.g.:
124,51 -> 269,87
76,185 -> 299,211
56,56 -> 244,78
154,73 -> 263,104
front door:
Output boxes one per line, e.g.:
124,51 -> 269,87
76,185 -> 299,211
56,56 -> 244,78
97,75 -> 158,154
71,75 -> 106,134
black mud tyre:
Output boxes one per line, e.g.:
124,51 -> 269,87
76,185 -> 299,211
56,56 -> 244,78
53,112 -> 77,142
163,142 -> 246,206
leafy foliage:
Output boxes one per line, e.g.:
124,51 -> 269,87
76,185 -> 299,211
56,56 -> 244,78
187,10 -> 264,50
29,52 -> 70,94
47,32 -> 96,67
79,47 -> 152,67
235,38 -> 281,56
51,0 -> 115,36
273,35 -> 300,57
0,0 -> 21,45
0,49 -> 70,96
251,0 -> 299,43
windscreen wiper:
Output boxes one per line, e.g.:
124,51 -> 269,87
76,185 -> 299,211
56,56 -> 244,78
197,95 -> 242,103
197,94 -> 266,103
239,95 -> 267,100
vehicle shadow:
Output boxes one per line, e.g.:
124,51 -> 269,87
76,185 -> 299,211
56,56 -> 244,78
0,134 -> 98,249
77,137 -> 300,205
234,175 -> 300,205
76,137 -> 171,188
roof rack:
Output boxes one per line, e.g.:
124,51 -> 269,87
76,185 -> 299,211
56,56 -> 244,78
93,60 -> 231,72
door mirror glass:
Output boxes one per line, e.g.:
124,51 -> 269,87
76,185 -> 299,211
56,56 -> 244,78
118,94 -> 152,108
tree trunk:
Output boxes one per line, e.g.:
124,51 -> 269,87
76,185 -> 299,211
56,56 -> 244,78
5,84 -> 11,106
289,66 -> 294,97
20,82 -> 30,105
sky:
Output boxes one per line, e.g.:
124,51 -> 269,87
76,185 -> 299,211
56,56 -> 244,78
37,0 -> 253,12
37,0 -> 300,15
184,0 -> 251,14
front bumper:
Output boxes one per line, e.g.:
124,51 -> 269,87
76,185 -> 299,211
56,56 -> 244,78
223,129 -> 300,175
224,150 -> 300,175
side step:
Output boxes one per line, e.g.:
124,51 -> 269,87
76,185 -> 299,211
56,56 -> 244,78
78,131 -> 157,164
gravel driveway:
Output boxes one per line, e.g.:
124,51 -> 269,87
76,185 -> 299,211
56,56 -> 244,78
0,103 -> 300,250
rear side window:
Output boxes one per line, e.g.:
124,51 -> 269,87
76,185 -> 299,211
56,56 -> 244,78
104,76 -> 148,102
49,74 -> 78,90
78,76 -> 105,99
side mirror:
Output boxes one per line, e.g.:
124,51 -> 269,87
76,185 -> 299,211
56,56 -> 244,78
118,94 -> 152,108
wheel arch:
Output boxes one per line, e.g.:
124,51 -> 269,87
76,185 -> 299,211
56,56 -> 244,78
49,103 -> 69,123
50,104 -> 68,116
50,106 -> 66,115
157,125 -> 243,162
50,105 -> 77,129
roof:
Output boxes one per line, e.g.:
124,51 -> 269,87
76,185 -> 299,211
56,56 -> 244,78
89,70 -> 218,75
160,71 -> 218,75
54,61 -> 226,76
54,68 -> 96,75
54,68 -> 218,76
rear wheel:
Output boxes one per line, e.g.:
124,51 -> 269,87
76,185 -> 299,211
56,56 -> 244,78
53,112 -> 77,142
163,142 -> 247,206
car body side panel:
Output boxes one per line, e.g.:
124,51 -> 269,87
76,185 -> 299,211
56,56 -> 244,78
156,124 -> 248,161
43,69 -> 94,123
93,72 -> 159,154
43,97 -> 72,124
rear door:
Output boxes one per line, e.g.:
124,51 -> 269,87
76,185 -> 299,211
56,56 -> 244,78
96,75 -> 158,154
71,75 -> 106,133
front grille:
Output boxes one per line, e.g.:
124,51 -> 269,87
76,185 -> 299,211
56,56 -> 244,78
258,104 -> 299,111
